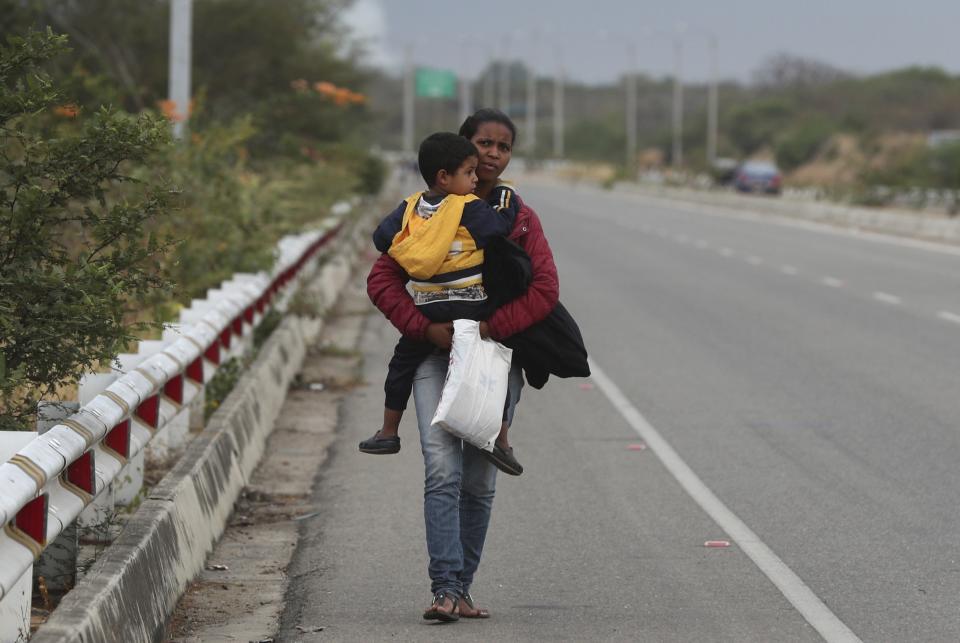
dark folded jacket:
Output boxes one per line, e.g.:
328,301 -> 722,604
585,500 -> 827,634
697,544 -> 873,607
484,237 -> 590,389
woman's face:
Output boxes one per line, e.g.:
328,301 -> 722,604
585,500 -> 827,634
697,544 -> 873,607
469,122 -> 514,183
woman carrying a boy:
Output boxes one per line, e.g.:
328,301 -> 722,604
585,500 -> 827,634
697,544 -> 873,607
367,109 -> 560,621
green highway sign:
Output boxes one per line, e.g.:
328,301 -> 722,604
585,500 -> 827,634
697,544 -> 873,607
415,68 -> 457,98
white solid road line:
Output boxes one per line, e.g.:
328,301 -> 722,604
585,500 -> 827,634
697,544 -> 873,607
872,292 -> 902,305
588,358 -> 863,643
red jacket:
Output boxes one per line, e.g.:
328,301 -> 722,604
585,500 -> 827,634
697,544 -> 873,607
367,195 -> 559,341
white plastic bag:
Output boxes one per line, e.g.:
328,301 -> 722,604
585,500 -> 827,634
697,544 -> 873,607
431,319 -> 513,451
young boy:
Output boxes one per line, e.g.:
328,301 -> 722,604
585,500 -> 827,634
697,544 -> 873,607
359,132 -> 520,463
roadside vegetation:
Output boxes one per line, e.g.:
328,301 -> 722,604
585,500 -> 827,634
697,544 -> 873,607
0,0 -> 386,429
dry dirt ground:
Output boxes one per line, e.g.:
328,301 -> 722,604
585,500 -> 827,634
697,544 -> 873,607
164,266 -> 372,643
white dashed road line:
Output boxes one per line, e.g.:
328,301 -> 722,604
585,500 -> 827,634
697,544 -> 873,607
588,360 -> 863,643
719,247 -> 734,257
780,265 -> 799,275
822,277 -> 845,288
746,255 -> 763,266
872,292 -> 902,305
938,311 -> 960,325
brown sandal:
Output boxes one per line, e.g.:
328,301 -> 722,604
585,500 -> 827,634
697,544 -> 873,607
423,591 -> 460,622
457,592 -> 490,619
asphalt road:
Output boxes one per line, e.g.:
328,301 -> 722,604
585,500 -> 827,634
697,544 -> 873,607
279,181 -> 960,642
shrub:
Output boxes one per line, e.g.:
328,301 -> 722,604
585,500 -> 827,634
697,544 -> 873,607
0,30 -> 172,429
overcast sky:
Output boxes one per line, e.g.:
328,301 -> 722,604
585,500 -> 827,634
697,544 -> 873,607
341,0 -> 960,85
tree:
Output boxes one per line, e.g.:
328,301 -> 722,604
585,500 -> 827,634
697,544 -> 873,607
0,29 -> 171,429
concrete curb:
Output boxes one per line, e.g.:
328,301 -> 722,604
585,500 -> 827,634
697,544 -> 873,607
31,216 -> 371,643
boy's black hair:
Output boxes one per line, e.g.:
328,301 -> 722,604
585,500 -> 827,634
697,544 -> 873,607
418,132 -> 479,187
458,108 -> 517,144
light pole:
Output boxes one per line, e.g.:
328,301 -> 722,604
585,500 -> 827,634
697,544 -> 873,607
459,37 -> 478,125
167,0 -> 192,140
600,30 -> 640,173
553,44 -> 564,159
525,31 -> 539,156
402,44 -> 414,155
625,42 -> 638,173
499,34 -> 512,114
671,23 -> 686,169
706,32 -> 719,166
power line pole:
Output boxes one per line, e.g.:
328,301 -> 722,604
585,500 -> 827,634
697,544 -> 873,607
167,0 -> 192,140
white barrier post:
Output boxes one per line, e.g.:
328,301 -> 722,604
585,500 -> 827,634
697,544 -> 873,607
110,355 -> 147,508
76,374 -> 119,543
0,431 -> 38,641
162,324 -> 207,432
34,402 -> 81,594
137,340 -> 190,455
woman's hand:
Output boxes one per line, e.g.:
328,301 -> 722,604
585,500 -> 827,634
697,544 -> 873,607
425,322 -> 454,350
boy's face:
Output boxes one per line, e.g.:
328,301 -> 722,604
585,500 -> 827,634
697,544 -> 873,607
438,156 -> 479,196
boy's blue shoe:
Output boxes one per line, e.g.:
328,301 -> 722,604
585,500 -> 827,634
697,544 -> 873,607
358,432 -> 400,454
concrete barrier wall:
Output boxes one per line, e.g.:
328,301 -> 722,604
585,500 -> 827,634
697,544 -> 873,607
30,216 -> 369,643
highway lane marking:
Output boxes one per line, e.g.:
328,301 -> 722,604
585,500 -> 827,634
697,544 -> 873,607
872,292 -> 902,305
780,265 -> 799,275
822,277 -> 845,288
588,359 -> 863,643
695,239 -> 709,249
938,311 -> 960,325
719,247 -> 734,257
746,255 -> 763,265
604,188 -> 960,258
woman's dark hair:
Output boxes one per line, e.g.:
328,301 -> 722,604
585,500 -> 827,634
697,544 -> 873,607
458,108 -> 517,144
417,132 -> 479,186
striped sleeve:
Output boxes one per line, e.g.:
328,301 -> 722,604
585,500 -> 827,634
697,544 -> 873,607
458,198 -> 513,249
490,184 -> 520,223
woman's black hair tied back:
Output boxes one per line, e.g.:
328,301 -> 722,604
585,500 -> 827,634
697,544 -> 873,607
459,108 -> 517,144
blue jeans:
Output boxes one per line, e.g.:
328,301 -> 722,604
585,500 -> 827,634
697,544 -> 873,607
412,351 -> 523,597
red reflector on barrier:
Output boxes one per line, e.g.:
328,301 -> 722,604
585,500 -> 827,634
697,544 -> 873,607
67,451 -> 96,494
232,316 -> 243,335
105,420 -> 131,459
243,306 -> 255,324
219,326 -> 232,349
255,295 -> 266,314
204,342 -> 220,365
16,495 -> 47,546
187,356 -> 204,383
164,374 -> 184,404
136,394 -> 160,428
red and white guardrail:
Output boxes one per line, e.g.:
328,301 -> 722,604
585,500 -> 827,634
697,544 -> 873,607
0,216 -> 345,603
